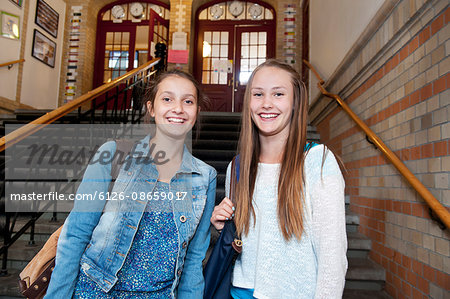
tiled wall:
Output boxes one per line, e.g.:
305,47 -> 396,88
313,0 -> 449,297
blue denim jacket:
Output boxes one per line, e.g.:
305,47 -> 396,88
45,136 -> 217,298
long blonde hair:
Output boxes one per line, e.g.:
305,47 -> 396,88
235,59 -> 308,241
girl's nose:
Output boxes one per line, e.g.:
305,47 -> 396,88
262,96 -> 272,109
173,100 -> 184,113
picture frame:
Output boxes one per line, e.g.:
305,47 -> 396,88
1,11 -> 20,40
35,0 -> 58,38
9,0 -> 23,8
32,29 -> 56,68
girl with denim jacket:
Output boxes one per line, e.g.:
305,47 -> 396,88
211,60 -> 347,299
45,70 -> 217,298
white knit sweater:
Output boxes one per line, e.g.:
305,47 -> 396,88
225,145 -> 347,299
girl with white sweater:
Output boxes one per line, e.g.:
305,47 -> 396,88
211,59 -> 347,299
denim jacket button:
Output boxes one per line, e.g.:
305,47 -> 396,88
127,171 -> 133,176
177,269 -> 182,276
180,215 -> 187,223
182,241 -> 187,248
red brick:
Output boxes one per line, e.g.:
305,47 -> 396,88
391,54 -> 400,69
431,14 -> 444,35
407,271 -> 418,285
389,260 -> 397,273
421,143 -> 433,158
412,203 -> 424,217
409,36 -> 419,54
386,283 -> 396,298
386,200 -> 393,211
402,202 -> 412,215
402,255 -> 411,269
446,6 -> 450,24
398,265 -> 407,279
423,264 -> 436,282
410,146 -> 421,160
394,251 -> 403,264
420,83 -> 433,101
436,270 -> 450,289
399,46 -> 409,61
433,75 -> 446,95
412,288 -> 423,299
393,274 -> 402,290
434,140 -> 447,156
412,259 -> 422,275
410,90 -> 420,105
394,201 -> 402,213
417,276 -> 429,293
402,281 -> 412,297
419,26 -> 431,45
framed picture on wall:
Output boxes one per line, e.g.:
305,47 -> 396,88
1,11 -> 20,40
9,0 -> 23,8
32,29 -> 56,68
35,0 -> 58,38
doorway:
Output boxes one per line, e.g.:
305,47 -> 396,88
194,1 -> 276,112
93,1 -> 170,89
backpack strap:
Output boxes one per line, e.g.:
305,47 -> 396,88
108,139 -> 135,192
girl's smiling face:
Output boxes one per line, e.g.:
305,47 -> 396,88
148,75 -> 199,139
249,66 -> 294,139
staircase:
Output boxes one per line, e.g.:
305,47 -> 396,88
0,111 -> 391,298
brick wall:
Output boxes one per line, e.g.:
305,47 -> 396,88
312,0 -> 449,297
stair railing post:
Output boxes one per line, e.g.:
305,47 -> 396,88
0,213 -> 10,276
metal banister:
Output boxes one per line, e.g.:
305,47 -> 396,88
304,59 -> 450,230
0,58 -> 160,152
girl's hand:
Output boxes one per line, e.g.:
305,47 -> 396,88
210,197 -> 234,231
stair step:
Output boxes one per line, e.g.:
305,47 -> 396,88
347,232 -> 372,258
192,149 -> 236,160
346,211 -> 360,225
347,232 -> 372,251
7,240 -> 44,263
346,257 -> 386,291
343,289 -> 392,299
0,269 -> 22,298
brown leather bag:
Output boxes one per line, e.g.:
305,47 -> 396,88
17,140 -> 134,298
19,226 -> 62,299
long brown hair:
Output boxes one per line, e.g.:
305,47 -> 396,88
235,59 -> 309,241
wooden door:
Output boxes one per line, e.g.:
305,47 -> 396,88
234,25 -> 274,112
197,25 -> 234,112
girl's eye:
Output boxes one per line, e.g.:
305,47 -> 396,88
184,99 -> 195,105
252,92 -> 263,97
274,92 -> 284,97
162,97 -> 171,102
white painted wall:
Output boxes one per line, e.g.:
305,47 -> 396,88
21,0 -> 66,109
0,1 -> 24,101
309,0 -> 385,101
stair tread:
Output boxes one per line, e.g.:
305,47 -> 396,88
7,240 -> 45,262
343,289 -> 392,299
346,211 -> 360,225
12,217 -> 65,235
346,258 -> 386,281
347,232 -> 372,250
0,269 -> 22,298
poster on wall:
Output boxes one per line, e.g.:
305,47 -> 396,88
9,0 -> 23,8
35,0 -> 59,38
32,29 -> 56,68
1,11 -> 20,40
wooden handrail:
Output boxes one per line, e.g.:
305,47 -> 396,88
0,58 -> 160,152
304,59 -> 450,230
0,59 -> 25,68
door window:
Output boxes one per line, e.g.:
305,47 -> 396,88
202,31 -> 229,85
239,31 -> 266,84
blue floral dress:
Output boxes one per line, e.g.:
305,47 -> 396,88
73,181 -> 178,298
